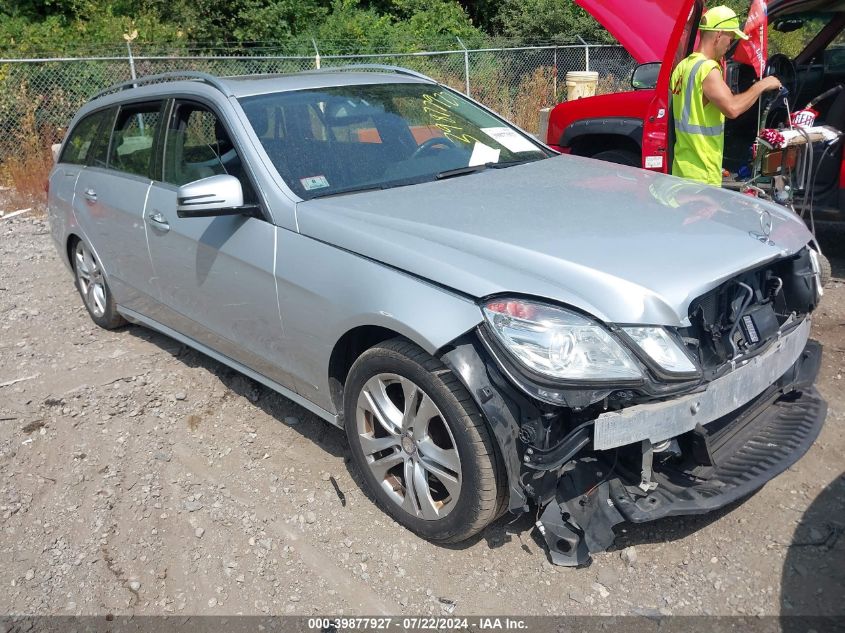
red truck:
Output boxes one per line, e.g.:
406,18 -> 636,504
547,0 -> 845,218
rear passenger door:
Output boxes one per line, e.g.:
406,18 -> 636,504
143,100 -> 290,387
73,101 -> 164,314
49,109 -> 111,249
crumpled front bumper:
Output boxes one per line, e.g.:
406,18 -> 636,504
593,317 -> 813,451
538,338 -> 827,566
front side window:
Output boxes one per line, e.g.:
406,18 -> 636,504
239,83 -> 551,200
60,109 -> 110,165
163,102 -> 257,205
108,103 -> 163,178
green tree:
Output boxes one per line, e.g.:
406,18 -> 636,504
456,0 -> 499,32
306,0 -> 483,53
493,0 -> 612,42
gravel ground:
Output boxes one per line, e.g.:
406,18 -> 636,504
0,212 -> 843,617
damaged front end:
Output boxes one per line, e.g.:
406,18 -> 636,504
442,247 -> 828,566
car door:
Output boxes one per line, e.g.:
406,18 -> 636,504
143,99 -> 291,387
49,108 -> 112,250
72,102 -> 164,314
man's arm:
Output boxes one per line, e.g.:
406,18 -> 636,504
702,69 -> 782,119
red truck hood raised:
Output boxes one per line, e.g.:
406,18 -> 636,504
576,0 -> 692,63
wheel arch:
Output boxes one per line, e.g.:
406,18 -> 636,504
65,231 -> 115,289
326,322 -> 480,416
66,232 -> 82,269
328,325 -> 411,416
561,118 -> 643,158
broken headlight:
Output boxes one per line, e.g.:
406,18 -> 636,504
482,299 -> 642,382
621,326 -> 698,375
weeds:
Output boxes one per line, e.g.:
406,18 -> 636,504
1,81 -> 57,211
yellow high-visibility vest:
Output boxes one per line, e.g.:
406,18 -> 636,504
671,52 -> 725,186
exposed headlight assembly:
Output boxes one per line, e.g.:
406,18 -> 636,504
482,299 -> 642,382
621,326 -> 698,375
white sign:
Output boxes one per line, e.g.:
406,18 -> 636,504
645,155 -> 664,169
480,127 -> 537,153
468,141 -> 501,167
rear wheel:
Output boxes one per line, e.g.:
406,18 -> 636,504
591,149 -> 640,167
344,339 -> 504,543
72,239 -> 125,329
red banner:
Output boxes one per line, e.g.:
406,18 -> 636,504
734,0 -> 768,78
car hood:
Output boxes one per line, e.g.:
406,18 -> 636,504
296,156 -> 812,327
575,0 -> 692,63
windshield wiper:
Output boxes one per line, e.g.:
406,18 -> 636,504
435,163 -> 492,180
488,157 -> 545,168
436,157 -> 546,180
316,183 -> 387,198
313,175 -> 428,198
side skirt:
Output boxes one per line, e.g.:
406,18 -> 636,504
117,306 -> 341,429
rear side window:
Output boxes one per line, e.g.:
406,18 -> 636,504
60,110 -> 109,165
108,103 -> 163,178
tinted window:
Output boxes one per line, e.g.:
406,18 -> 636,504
89,108 -> 117,169
163,102 -> 257,204
109,103 -> 163,178
239,84 -> 550,200
60,110 -> 109,165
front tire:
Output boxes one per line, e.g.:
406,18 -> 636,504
344,339 -> 504,543
71,238 -> 125,329
818,250 -> 832,289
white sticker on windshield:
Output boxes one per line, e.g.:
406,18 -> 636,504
468,141 -> 500,167
480,127 -> 537,153
300,175 -> 330,190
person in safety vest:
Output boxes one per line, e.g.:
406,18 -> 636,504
671,5 -> 781,186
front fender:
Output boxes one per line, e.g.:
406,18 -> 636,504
561,116 -> 644,150
275,230 -> 485,413
547,90 -> 652,146
442,337 -> 529,513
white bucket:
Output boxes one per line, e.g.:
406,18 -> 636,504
565,71 -> 599,100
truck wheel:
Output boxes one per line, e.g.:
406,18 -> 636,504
818,250 -> 832,288
591,149 -> 640,167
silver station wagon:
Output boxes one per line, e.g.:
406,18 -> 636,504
47,67 -> 828,565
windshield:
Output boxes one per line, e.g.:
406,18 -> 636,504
239,82 -> 551,199
769,13 -> 835,58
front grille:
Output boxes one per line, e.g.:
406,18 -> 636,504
683,248 -> 818,371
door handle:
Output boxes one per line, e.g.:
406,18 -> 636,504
83,188 -> 97,202
146,211 -> 170,232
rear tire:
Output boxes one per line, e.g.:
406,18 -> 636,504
591,149 -> 640,167
71,238 -> 125,330
344,338 -> 505,543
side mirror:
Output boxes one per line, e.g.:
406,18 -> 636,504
176,174 -> 254,219
773,18 -> 804,33
632,62 -> 661,90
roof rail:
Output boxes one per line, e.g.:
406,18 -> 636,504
91,71 -> 233,101
297,64 -> 438,84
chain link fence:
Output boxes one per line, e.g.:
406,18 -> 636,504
0,42 -> 634,175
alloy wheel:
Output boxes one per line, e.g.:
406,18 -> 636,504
74,241 -> 107,318
355,373 -> 462,520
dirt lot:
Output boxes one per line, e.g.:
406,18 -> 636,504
0,213 -> 843,618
